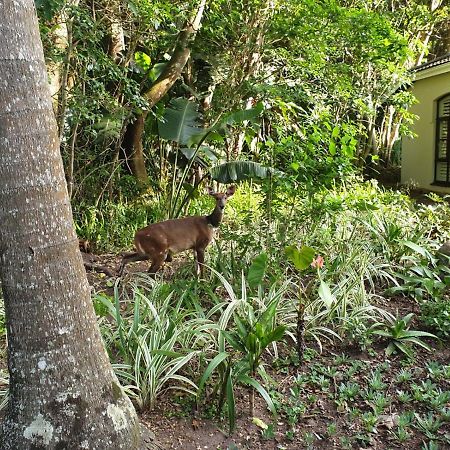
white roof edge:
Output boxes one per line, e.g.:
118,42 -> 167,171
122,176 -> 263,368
414,61 -> 450,81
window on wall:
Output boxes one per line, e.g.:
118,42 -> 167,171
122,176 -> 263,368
435,94 -> 450,184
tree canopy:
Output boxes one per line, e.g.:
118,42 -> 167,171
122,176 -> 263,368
35,0 -> 448,212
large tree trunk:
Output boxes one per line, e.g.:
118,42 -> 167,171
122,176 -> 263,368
0,1 -> 155,448
123,114 -> 149,185
122,0 -> 206,185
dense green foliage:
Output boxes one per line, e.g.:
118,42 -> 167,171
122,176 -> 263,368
1,177 -> 450,445
34,0 -> 448,236
1,1 -> 449,447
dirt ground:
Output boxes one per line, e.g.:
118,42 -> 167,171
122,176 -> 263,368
138,343 -> 450,450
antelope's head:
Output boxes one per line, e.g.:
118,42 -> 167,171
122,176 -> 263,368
207,185 -> 236,211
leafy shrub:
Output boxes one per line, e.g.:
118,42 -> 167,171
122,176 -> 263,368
73,199 -> 159,251
388,241 -> 450,301
420,299 -> 450,338
100,275 -> 205,410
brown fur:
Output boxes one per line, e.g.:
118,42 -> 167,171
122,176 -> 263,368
118,185 -> 235,277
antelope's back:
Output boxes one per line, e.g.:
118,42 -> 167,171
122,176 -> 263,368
135,215 -> 213,253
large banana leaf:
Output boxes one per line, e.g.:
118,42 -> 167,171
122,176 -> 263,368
210,160 -> 282,183
157,98 -> 202,145
158,98 -> 264,153
220,102 -> 264,127
188,102 -> 264,148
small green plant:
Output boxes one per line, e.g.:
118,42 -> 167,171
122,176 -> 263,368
339,436 -> 353,449
342,316 -> 375,350
338,381 -> 360,401
349,407 -> 361,420
361,411 -> 379,433
414,412 -> 444,439
310,373 -> 330,391
326,422 -> 337,437
101,276 -> 201,410
333,353 -> 351,365
221,295 -> 286,416
441,407 -> 450,422
318,365 -> 339,378
396,368 -> 413,383
421,440 -> 440,450
425,361 -> 446,379
373,313 -> 437,358
368,392 -> 391,414
261,423 -> 276,440
347,360 -> 368,377
285,429 -> 295,440
410,379 -> 443,406
303,431 -> 316,448
420,298 -> 450,338
367,370 -> 387,391
396,390 -> 413,403
429,391 -> 450,410
197,271 -> 284,432
391,425 -> 412,443
284,401 -> 306,427
398,410 -> 415,427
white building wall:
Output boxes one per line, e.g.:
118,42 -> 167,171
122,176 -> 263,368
401,68 -> 450,193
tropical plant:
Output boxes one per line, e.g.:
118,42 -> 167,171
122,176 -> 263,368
388,241 -> 450,301
420,299 -> 450,338
222,295 -> 286,415
285,245 -> 322,362
372,313 -> 438,358
414,412 -> 445,440
197,269 -> 283,432
210,161 -> 281,184
157,97 -> 277,218
99,276 -> 203,410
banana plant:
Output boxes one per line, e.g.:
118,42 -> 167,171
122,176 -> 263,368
157,98 -> 280,217
210,160 -> 282,184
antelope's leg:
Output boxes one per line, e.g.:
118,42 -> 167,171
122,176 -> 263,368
195,248 -> 206,278
118,252 -> 150,276
148,252 -> 166,274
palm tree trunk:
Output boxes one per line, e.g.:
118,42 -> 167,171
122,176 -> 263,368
0,1 -> 157,448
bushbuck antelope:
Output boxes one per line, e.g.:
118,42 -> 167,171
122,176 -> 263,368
118,185 -> 235,277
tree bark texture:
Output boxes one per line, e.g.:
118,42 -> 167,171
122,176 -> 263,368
0,1 -> 145,448
122,114 -> 149,185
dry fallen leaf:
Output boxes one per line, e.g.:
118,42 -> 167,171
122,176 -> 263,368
252,417 -> 268,430
192,418 -> 200,430
378,413 -> 399,430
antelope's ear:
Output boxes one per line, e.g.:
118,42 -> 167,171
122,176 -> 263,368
226,185 -> 236,196
206,186 -> 216,196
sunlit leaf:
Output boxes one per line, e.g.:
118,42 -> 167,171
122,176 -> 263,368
318,281 -> 335,309
210,161 -> 282,183
247,253 -> 268,289
285,245 -> 315,271
158,98 -> 202,145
